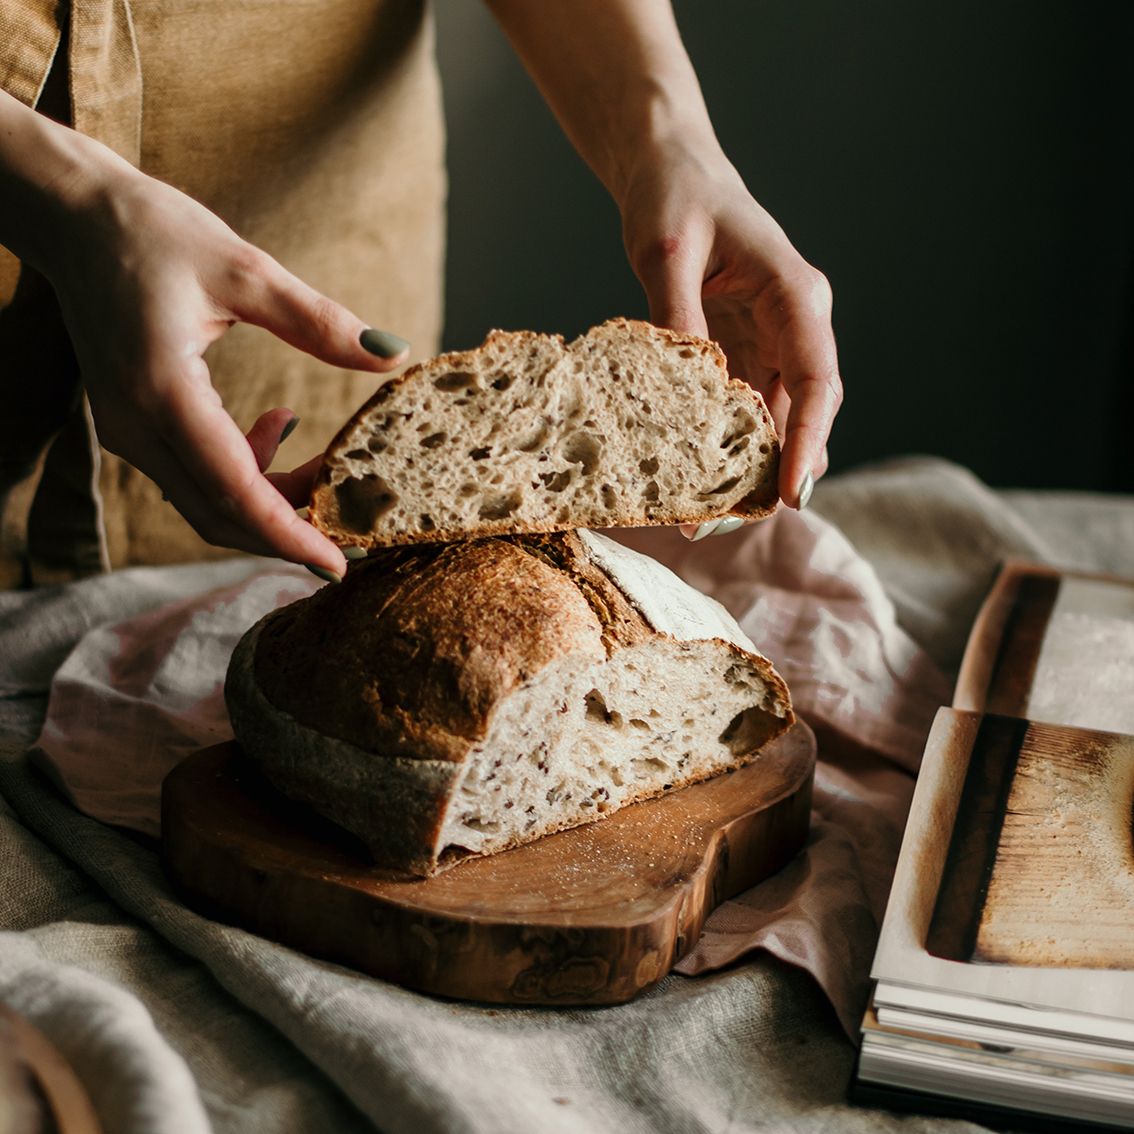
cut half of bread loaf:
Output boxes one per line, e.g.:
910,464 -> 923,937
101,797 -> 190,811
225,529 -> 794,876
309,318 -> 779,548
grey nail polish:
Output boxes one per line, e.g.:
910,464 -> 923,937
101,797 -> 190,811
797,470 -> 815,510
304,564 -> 342,584
278,416 -> 299,444
691,520 -> 721,542
342,545 -> 368,560
360,328 -> 410,358
709,516 -> 745,538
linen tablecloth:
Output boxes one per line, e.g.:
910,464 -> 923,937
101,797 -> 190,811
2,456 -> 1130,1133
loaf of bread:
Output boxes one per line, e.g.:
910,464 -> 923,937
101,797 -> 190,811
225,529 -> 793,876
309,318 -> 779,549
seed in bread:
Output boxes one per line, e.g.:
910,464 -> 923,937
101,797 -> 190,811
224,529 -> 794,876
309,318 -> 779,549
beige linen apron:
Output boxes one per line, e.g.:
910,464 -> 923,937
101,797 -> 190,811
0,0 -> 445,586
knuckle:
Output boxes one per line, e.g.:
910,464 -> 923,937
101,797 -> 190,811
804,266 -> 833,311
223,243 -> 275,302
632,230 -> 693,277
306,294 -> 343,341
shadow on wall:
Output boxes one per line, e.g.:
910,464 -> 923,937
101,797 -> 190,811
436,2 -> 1134,493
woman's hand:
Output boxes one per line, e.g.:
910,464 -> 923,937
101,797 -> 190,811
620,139 -> 842,512
484,0 -> 842,515
1,93 -> 407,577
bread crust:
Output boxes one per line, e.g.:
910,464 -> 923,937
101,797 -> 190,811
226,532 -> 794,876
308,318 -> 780,548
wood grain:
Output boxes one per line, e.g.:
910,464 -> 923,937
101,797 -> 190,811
926,716 -> 1134,968
976,721 -> 1134,967
0,1004 -> 101,1134
925,715 -> 1029,961
953,562 -> 1060,717
161,724 -> 814,1006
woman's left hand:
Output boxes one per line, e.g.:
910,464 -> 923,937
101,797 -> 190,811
619,138 -> 842,511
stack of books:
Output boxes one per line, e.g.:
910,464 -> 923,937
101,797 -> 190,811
853,562 -> 1134,1130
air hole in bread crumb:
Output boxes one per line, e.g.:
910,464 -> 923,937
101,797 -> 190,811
643,480 -> 661,504
721,414 -> 756,448
700,475 -> 741,497
344,448 -> 368,461
478,490 -> 522,520
584,689 -> 622,728
758,443 -> 771,455
719,706 -> 769,755
434,371 -> 475,392
600,484 -> 617,509
470,447 -> 491,460
639,456 -> 660,475
459,482 -> 478,497
679,348 -> 696,359
420,514 -> 435,531
539,470 -> 572,493
517,421 -> 550,452
561,432 -> 601,475
367,436 -> 387,454
729,436 -> 751,455
491,373 -> 514,391
334,473 -> 398,533
420,432 -> 447,448
632,757 -> 669,777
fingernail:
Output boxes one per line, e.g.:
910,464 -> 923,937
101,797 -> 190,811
342,545 -> 367,560
708,516 -> 745,538
797,470 -> 815,510
295,506 -> 310,520
278,416 -> 299,444
691,520 -> 722,542
360,328 -> 410,358
304,564 -> 342,584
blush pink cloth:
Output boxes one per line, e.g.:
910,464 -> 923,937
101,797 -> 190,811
34,510 -> 950,1037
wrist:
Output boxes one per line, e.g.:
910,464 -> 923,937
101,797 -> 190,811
604,89 -> 724,209
0,92 -> 134,274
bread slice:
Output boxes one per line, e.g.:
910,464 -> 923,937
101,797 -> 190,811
225,529 -> 794,876
309,318 -> 779,548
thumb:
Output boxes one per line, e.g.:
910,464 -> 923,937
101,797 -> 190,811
232,250 -> 409,372
635,235 -> 710,339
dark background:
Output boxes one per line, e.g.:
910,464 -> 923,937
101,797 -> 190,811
435,2 -> 1134,493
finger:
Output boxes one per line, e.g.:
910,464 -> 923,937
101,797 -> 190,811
246,408 -> 297,473
760,378 -> 791,440
634,232 -> 711,338
227,247 -> 409,373
816,445 -> 830,479
763,275 -> 842,508
118,427 -> 277,556
150,358 -> 346,573
266,452 -> 324,508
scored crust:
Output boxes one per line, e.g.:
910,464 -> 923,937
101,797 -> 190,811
225,531 -> 794,876
309,318 -> 780,548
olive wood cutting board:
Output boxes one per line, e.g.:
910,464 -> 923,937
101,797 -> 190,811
161,722 -> 814,1005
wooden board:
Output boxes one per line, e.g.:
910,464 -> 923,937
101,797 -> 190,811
927,715 -> 1134,968
870,708 -> 1134,1024
161,723 -> 814,1005
0,1005 -> 101,1134
955,559 -> 1134,733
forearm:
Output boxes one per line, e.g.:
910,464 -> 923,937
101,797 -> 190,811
0,88 -> 125,273
484,0 -> 721,203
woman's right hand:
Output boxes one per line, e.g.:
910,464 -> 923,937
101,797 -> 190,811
1,91 -> 407,578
